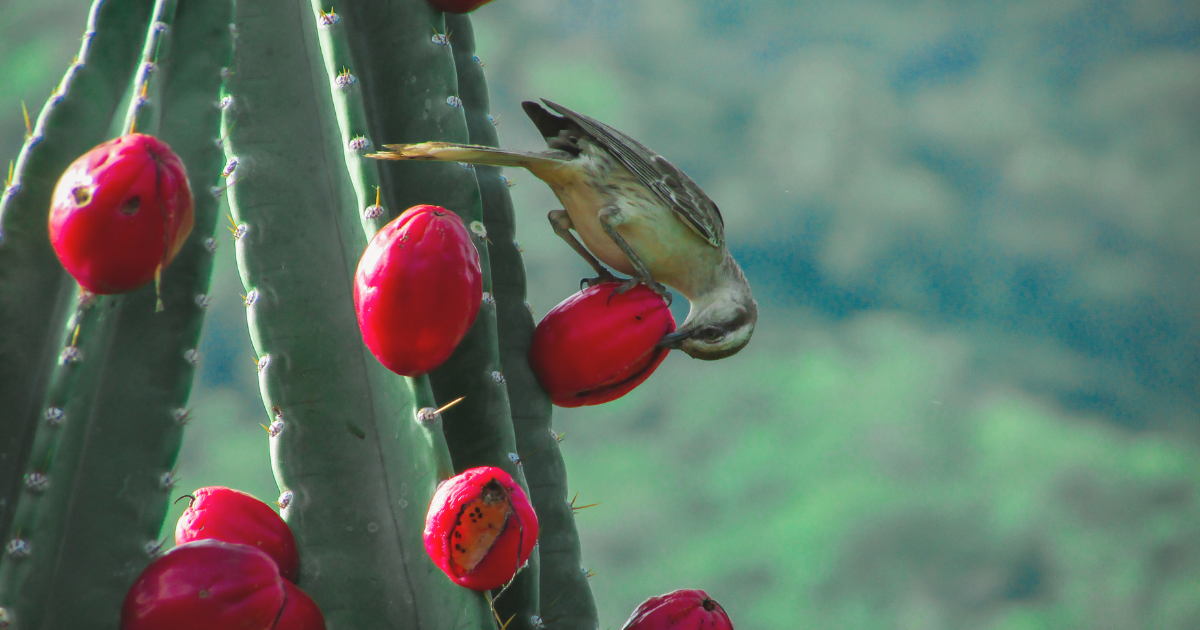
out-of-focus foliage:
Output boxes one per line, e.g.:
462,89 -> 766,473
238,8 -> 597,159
3,0 -> 1198,628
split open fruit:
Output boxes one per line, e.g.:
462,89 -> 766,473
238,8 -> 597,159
423,466 -> 538,591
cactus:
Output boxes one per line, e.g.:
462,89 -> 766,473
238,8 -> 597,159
0,0 -> 612,627
445,14 -> 600,630
0,0 -> 233,627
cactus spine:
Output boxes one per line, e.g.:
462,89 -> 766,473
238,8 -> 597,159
0,0 -> 233,627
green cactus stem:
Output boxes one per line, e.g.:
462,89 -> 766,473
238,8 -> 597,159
323,2 -> 538,624
0,0 -> 233,627
221,1 -> 493,628
0,0 -> 155,546
446,14 -> 601,630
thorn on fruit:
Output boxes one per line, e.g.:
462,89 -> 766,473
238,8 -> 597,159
173,494 -> 196,507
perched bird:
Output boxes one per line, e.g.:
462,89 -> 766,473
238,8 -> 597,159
368,99 -> 756,361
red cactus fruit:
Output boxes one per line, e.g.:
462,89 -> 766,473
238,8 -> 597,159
621,589 -> 733,630
424,0 -> 495,14
120,540 -> 286,630
48,133 -> 194,294
175,486 -> 300,582
354,204 -> 482,376
529,282 -> 675,407
276,581 -> 327,630
424,466 -> 538,591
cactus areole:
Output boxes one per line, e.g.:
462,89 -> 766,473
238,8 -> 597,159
620,589 -> 734,630
48,133 -> 194,294
424,466 -> 539,591
354,204 -> 483,376
175,486 -> 300,582
120,540 -> 287,630
530,282 -> 676,407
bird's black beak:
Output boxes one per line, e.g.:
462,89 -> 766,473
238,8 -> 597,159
657,329 -> 690,349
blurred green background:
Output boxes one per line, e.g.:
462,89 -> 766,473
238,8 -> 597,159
4,0 -> 1199,628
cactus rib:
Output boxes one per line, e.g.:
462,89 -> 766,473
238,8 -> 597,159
221,1 -> 491,627
0,0 -> 155,546
446,14 -> 600,630
308,0 -> 457,485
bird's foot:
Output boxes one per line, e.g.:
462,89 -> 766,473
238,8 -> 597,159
612,275 -> 672,306
580,268 -> 621,291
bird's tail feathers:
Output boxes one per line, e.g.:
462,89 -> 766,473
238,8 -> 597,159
368,142 -> 562,171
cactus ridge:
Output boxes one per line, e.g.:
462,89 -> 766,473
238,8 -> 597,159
221,1 -> 492,628
324,3 -> 538,625
446,14 -> 601,630
0,0 -> 233,627
0,0 -> 156,547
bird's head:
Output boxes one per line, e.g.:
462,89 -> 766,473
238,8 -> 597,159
658,277 -> 757,361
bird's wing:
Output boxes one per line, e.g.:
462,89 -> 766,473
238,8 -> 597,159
539,99 -> 724,248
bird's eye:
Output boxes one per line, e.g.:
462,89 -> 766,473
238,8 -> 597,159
697,327 -> 724,343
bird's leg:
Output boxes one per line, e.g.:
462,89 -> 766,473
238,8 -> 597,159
598,206 -> 672,305
547,209 -> 619,289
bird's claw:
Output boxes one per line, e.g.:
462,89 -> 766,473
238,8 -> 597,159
580,269 -> 620,291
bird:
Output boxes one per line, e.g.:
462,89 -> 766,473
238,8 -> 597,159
368,99 -> 756,361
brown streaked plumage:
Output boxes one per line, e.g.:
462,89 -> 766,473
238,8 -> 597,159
368,99 -> 757,360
